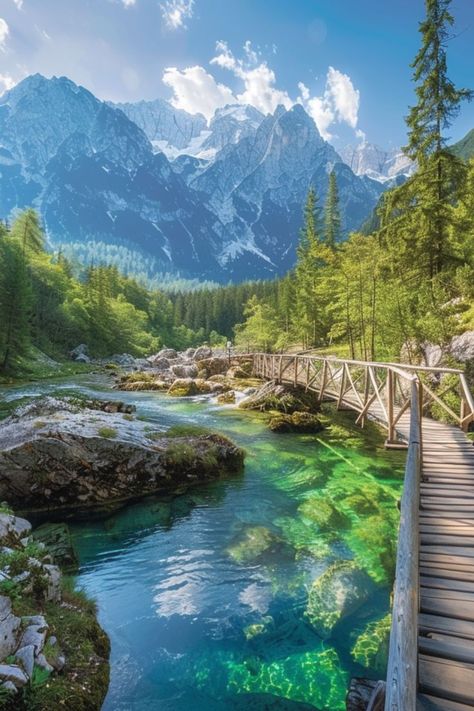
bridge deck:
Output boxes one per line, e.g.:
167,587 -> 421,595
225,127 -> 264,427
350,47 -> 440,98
251,353 -> 474,709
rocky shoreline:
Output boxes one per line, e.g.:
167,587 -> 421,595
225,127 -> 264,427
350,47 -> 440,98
0,397 -> 245,517
0,511 -> 109,707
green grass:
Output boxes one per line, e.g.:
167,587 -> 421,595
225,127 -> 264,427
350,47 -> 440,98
97,427 -> 117,439
9,576 -> 110,711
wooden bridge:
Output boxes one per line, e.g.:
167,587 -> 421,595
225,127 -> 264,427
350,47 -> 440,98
251,353 -> 474,710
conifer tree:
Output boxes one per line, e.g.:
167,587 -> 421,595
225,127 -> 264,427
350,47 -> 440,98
11,209 -> 45,256
324,170 -> 341,248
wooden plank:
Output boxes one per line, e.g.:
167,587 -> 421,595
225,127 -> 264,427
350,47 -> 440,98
421,595 -> 474,621
419,613 -> 474,640
420,550 -> 474,565
417,693 -> 474,710
421,587 -> 474,601
419,635 -> 474,665
421,535 -> 474,546
420,567 -> 474,582
420,576 -> 474,593
419,654 -> 474,704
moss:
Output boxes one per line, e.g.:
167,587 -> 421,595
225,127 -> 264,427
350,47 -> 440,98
227,526 -> 285,564
346,512 -> 398,584
97,426 -> 117,439
10,577 -> 110,711
122,413 -> 134,421
298,494 -> 351,532
351,614 -> 391,673
269,412 -> 323,433
166,424 -> 215,438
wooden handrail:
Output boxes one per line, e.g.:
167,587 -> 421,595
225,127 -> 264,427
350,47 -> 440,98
384,380 -> 421,711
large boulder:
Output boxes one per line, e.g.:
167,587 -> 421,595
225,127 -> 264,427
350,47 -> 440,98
450,331 -> 474,363
226,526 -> 286,564
32,523 -> 79,571
198,357 -> 228,376
0,397 -> 244,514
147,355 -> 171,370
157,348 -> 178,359
170,363 -> 199,379
0,514 -> 32,543
193,346 -> 213,361
69,344 -> 89,361
305,561 -> 374,638
0,596 -> 21,660
269,412 -> 324,433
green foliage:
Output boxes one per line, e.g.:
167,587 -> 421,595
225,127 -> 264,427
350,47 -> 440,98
97,427 -> 117,439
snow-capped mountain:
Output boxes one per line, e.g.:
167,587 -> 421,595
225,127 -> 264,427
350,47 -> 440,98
341,141 -> 414,182
0,74 -> 388,281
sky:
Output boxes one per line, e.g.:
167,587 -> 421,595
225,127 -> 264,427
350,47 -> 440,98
0,0 -> 474,149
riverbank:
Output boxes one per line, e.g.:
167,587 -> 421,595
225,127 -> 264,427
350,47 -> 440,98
0,510 -> 109,709
0,371 -> 406,709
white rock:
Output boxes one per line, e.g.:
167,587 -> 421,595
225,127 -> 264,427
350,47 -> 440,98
43,564 -> 61,602
0,664 -> 28,687
19,624 -> 47,654
0,514 -> 32,543
35,653 -> 54,673
15,645 -> 35,679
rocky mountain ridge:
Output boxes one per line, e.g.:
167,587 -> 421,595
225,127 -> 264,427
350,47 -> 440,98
0,73 -> 388,281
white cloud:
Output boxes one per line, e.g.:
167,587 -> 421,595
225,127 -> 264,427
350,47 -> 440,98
121,0 -> 136,6
303,66 -> 360,140
162,41 -> 362,141
0,73 -> 16,94
12,0 -> 23,9
161,0 -> 194,29
162,65 -> 235,120
211,41 -> 292,115
0,18 -> 9,51
326,66 -> 359,128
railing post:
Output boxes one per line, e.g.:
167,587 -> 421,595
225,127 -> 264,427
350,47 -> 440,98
319,360 -> 328,402
294,356 -> 299,387
278,355 -> 283,384
387,369 -> 395,444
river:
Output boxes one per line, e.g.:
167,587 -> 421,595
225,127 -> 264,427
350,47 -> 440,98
0,374 -> 406,710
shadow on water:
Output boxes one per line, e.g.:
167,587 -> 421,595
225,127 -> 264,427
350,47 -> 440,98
0,373 -> 406,711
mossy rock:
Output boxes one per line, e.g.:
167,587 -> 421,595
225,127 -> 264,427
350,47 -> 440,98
305,561 -> 374,638
347,513 -> 398,584
218,390 -> 236,405
298,495 -> 350,532
351,613 -> 391,673
32,522 -> 79,571
269,412 -> 324,433
274,516 -> 331,559
243,615 -> 274,640
227,526 -> 286,565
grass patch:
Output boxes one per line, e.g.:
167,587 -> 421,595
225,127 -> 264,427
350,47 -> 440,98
122,413 -> 134,421
9,576 -> 109,711
97,427 -> 117,439
166,424 -> 215,438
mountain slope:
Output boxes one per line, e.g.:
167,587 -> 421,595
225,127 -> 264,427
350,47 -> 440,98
0,74 -> 389,282
451,128 -> 474,161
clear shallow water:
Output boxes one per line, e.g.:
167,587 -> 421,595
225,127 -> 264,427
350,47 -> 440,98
0,374 -> 405,710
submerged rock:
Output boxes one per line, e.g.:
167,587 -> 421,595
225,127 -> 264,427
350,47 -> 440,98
305,561 -> 374,639
217,390 -> 236,404
269,412 -> 324,433
240,381 -> 319,414
32,523 -> 79,571
227,526 -> 287,565
0,397 -> 244,515
351,614 -> 391,673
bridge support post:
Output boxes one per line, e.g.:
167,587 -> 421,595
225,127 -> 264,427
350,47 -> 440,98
386,369 -> 396,445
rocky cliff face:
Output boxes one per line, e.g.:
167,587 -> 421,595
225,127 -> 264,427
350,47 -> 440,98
340,141 -> 414,182
0,74 -> 388,281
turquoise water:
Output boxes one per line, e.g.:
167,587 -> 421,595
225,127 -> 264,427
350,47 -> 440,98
0,375 -> 405,710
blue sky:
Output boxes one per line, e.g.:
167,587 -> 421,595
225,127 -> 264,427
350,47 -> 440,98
1,0 -> 473,148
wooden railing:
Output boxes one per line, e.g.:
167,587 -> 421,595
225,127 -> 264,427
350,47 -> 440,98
383,377 -> 421,711
251,352 -> 474,710
252,353 -> 474,441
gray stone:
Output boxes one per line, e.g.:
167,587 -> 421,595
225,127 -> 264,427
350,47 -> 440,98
450,331 -> 474,363
19,624 -> 47,654
35,653 -> 54,674
69,343 -> 89,359
0,600 -> 21,659
22,615 -> 48,628
170,363 -> 199,379
193,346 -> 212,361
158,348 -> 178,359
1,680 -> 17,694
43,564 -> 61,602
75,353 -> 91,364
0,514 -> 32,542
0,664 -> 28,687
15,645 -> 35,679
